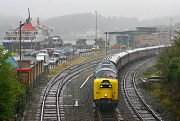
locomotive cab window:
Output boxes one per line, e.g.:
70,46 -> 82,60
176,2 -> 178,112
95,70 -> 117,79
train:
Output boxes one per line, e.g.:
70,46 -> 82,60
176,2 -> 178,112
93,45 -> 166,109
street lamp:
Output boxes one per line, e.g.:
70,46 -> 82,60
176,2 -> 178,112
19,21 -> 24,82
104,32 -> 108,57
95,11 -> 97,41
170,18 -> 172,43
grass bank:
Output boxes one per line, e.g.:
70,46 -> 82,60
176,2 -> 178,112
48,52 -> 108,77
140,66 -> 180,120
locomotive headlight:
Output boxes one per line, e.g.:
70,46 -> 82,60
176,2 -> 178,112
109,85 -> 112,88
104,94 -> 107,97
100,85 -> 103,88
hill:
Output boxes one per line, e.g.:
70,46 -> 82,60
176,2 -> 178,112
45,13 -> 180,35
0,16 -> 21,39
45,13 -> 140,35
1,13 -> 180,39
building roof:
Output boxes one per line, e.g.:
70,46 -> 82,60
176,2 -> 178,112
107,31 -> 136,35
136,27 -> 156,32
17,68 -> 30,71
6,56 -> 18,68
108,27 -> 157,35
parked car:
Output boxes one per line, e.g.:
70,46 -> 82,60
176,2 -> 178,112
31,51 -> 39,58
59,53 -> 67,60
49,57 -> 58,65
24,51 -> 32,56
36,53 -> 49,65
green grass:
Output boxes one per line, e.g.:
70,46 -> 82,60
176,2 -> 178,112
48,51 -> 109,77
142,66 -> 159,77
140,75 -> 180,120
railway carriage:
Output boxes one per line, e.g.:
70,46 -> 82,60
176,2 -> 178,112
117,51 -> 129,69
136,48 -> 148,59
109,54 -> 120,68
147,46 -> 157,57
146,45 -> 163,57
126,49 -> 137,63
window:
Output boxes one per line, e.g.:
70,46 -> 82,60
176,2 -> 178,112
95,70 -> 117,78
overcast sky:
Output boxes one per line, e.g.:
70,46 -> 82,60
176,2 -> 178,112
0,0 -> 180,20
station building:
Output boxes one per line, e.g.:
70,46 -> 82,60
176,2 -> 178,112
108,27 -> 170,48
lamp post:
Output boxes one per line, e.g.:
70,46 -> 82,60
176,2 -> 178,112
104,32 -> 108,57
19,21 -> 24,82
170,18 -> 172,43
95,11 -> 97,41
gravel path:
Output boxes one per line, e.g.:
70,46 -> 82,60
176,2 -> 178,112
22,75 -> 51,121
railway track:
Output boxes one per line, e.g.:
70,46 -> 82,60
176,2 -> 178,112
93,107 -> 123,121
122,59 -> 163,121
36,58 -> 100,121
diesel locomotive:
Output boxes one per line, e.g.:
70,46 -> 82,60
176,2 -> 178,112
93,60 -> 118,108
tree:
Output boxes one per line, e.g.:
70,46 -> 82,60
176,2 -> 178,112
155,35 -> 180,118
156,34 -> 180,86
0,47 -> 24,120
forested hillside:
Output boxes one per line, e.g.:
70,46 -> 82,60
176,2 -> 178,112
45,13 -> 140,34
45,13 -> 180,35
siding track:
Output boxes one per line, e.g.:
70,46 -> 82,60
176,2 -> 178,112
36,58 -> 99,121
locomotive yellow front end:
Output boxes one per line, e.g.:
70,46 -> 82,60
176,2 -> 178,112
93,68 -> 118,109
